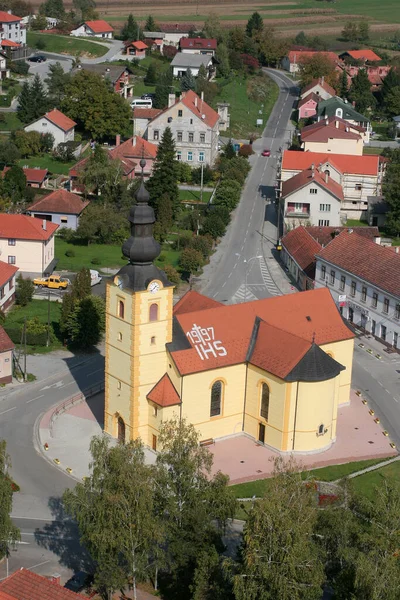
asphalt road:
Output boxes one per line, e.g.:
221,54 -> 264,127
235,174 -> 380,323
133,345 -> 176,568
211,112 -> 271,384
200,69 -> 298,303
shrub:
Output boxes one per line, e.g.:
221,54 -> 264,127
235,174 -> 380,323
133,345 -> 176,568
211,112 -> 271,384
239,144 -> 254,158
15,275 -> 34,306
91,257 -> 101,265
65,249 -> 75,257
179,247 -> 204,274
202,214 -> 226,239
9,61 -> 29,76
163,263 -> 181,285
189,235 -> 213,259
158,254 -> 166,263
58,228 -> 76,243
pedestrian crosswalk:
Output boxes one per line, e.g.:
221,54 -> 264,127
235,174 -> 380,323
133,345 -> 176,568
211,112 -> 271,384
231,284 -> 258,304
259,259 -> 280,296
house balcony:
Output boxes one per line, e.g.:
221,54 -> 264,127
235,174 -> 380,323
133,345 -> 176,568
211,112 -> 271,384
285,204 -> 310,217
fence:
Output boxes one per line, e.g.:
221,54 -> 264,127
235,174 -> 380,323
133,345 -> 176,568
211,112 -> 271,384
49,380 -> 104,437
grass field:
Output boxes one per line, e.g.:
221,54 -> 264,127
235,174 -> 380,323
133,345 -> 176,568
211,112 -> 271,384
0,113 -> 22,131
363,147 -> 384,155
351,460 -> 400,499
18,156 -> 75,176
179,189 -> 212,203
55,238 -> 126,271
5,299 -> 63,353
26,32 -> 108,58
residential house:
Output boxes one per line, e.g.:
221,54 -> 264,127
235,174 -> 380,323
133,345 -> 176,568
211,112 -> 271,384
0,214 -> 58,277
0,10 -> 26,46
300,116 -> 364,155
3,166 -> 48,188
180,37 -> 217,56
280,150 -> 384,220
159,23 -> 193,47
143,31 -> 165,53
315,229 -> 400,348
171,52 -> 215,78
281,225 -> 380,290
282,50 -> 339,74
0,50 -> 9,80
339,49 -> 382,63
0,326 -> 13,384
145,90 -> 220,166
133,107 -> 162,137
24,108 -> 76,149
0,568 -> 87,600
316,97 -> 371,142
124,40 -> 147,59
298,92 -> 320,120
70,19 -> 113,38
300,77 -> 336,101
0,259 -> 18,312
69,154 -> 137,192
26,189 -> 90,230
109,135 -> 158,177
72,63 -> 133,98
280,164 -> 343,229
338,50 -> 389,90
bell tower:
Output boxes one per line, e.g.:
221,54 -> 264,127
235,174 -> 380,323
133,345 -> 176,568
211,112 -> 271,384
104,161 -> 174,444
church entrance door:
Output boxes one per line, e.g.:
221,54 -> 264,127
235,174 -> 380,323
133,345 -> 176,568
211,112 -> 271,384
258,423 -> 265,444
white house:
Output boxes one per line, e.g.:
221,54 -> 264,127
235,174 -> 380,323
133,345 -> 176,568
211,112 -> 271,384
24,108 -> 76,149
0,260 -> 18,312
0,10 -> 25,45
0,50 -> 9,80
171,52 -> 214,78
144,90 -> 220,166
300,116 -> 364,156
280,164 -> 343,229
71,20 -> 113,39
300,77 -> 336,101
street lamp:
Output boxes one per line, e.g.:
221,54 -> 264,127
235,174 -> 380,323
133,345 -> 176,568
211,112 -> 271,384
243,255 -> 263,301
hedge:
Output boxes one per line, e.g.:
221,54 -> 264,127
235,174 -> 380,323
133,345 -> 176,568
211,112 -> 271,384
4,326 -> 49,346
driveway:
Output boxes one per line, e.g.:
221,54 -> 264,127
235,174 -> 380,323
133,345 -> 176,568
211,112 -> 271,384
27,56 -> 72,84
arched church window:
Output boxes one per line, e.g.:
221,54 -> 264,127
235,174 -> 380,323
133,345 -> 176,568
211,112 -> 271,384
118,300 -> 124,319
149,303 -> 158,322
210,381 -> 223,417
260,383 -> 270,421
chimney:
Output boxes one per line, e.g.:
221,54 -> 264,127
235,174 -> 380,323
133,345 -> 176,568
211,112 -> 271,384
132,135 -> 136,147
321,75 -> 324,85
168,93 -> 175,108
42,219 -> 47,231
311,163 -> 315,172
194,96 -> 198,108
49,574 -> 61,585
116,134 -> 121,147
201,91 -> 204,101
335,119 -> 339,128
325,171 -> 328,184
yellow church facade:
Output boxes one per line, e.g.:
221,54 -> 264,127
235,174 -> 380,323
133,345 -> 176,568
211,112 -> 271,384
104,173 -> 355,454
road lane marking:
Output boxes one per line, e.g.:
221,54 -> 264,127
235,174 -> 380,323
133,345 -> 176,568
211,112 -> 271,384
0,406 -> 16,416
26,394 -> 44,404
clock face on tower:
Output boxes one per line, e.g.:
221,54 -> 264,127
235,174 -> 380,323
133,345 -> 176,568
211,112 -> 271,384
148,281 -> 160,294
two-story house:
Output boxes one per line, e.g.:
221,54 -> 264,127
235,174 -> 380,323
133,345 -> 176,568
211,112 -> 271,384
316,97 -> 371,142
0,259 -> 18,312
280,150 -> 384,221
24,108 -> 76,149
300,77 -> 336,101
315,229 -> 400,348
300,116 -> 364,155
144,90 -> 219,166
0,10 -> 26,46
70,20 -> 113,39
180,38 -> 217,56
171,53 -> 215,78
280,164 -> 343,229
72,63 -> 133,98
298,92 -> 320,120
0,214 -> 58,277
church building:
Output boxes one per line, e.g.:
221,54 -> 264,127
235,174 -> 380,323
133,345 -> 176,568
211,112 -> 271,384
104,171 -> 355,454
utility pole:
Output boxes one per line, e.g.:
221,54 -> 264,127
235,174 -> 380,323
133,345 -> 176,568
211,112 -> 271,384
200,162 -> 204,205
46,288 -> 51,347
23,318 -> 26,381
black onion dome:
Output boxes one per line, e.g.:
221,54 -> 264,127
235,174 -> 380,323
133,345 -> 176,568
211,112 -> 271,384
136,179 -> 150,204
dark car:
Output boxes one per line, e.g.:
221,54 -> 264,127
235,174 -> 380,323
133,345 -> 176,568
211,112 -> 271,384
141,93 -> 155,100
65,571 -> 94,593
28,54 -> 47,63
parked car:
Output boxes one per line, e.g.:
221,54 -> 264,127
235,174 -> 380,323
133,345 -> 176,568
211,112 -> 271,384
141,93 -> 155,100
262,149 -> 271,157
65,571 -> 94,593
90,269 -> 102,286
28,54 -> 46,63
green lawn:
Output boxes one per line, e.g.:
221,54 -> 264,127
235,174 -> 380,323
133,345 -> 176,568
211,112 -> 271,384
363,147 -> 384,155
230,458 -> 391,499
18,156 -> 75,176
179,189 -> 212,203
213,74 -> 279,139
26,32 -> 108,58
55,238 -> 126,271
345,219 -> 369,227
5,299 -> 63,353
0,112 -> 22,131
351,460 -> 400,500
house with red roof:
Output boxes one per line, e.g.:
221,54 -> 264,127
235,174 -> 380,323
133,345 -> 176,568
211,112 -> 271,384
109,135 -> 158,177
282,50 -> 339,74
0,568 -> 87,600
300,116 -> 364,155
337,50 -> 390,90
280,150 -> 384,221
180,37 -> 217,57
339,49 -> 382,64
145,90 -> 220,165
300,77 -> 336,101
315,229 -> 400,348
0,260 -> 18,312
24,108 -> 76,149
298,92 -> 320,120
3,166 -> 48,188
71,19 -> 113,39
124,39 -> 147,58
0,214 -> 58,277
0,325 -> 14,384
0,11 -> 25,46
26,189 -> 90,230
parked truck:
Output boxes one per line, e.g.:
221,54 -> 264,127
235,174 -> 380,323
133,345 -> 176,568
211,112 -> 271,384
33,275 -> 70,289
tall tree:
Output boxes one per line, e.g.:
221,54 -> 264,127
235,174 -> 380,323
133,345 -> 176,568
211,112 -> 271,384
144,61 -> 157,85
2,165 -> 26,206
63,436 -> 161,599
79,145 -> 126,202
71,267 -> 91,301
358,21 -> 370,41
382,149 -> 400,236
153,69 -> 173,109
121,13 -> 139,41
0,441 -> 20,560
45,61 -> 70,105
341,21 -> 358,42
180,67 -> 196,92
295,31 -> 307,46
338,68 -> 349,99
234,457 -> 325,600
64,295 -> 105,348
215,43 -> 230,77
154,192 -> 173,243
72,0 -> 96,20
16,81 -> 33,123
31,73 -> 49,117
349,68 -> 376,114
386,86 -> 400,117
40,0 -> 65,19
299,53 -> 336,87
148,126 -> 180,216
144,15 -> 158,32
246,11 -> 264,38
61,70 -> 131,139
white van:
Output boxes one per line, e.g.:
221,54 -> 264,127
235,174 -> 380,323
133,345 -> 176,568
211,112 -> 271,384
90,270 -> 102,286
130,98 -> 153,109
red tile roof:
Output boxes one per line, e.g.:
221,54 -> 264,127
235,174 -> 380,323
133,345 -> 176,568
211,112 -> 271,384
0,569 -> 86,600
147,373 -> 181,407
171,288 -> 354,376
84,19 -> 113,33
282,150 -> 379,176
180,37 -> 217,50
0,260 -> 18,287
109,136 -> 158,162
44,109 -> 76,132
27,189 -> 89,215
288,51 -> 338,65
281,226 -> 321,277
174,290 -> 222,315
0,11 -> 21,22
298,92 -> 321,108
305,225 -> 380,247
133,108 -> 162,120
180,90 -> 219,129
316,230 -> 400,298
282,166 -> 344,201
0,326 -> 13,353
301,117 -> 362,143
129,40 -> 147,50
301,77 -> 336,98
344,49 -> 381,62
0,40 -> 20,47
3,167 -> 47,184
0,214 -> 58,241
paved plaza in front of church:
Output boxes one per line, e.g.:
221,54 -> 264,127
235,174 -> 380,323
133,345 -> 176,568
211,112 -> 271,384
38,389 -> 397,485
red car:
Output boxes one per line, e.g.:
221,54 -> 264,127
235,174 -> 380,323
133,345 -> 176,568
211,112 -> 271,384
262,149 -> 271,157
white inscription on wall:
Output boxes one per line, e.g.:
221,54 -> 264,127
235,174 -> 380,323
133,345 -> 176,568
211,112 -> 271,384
186,324 -> 227,361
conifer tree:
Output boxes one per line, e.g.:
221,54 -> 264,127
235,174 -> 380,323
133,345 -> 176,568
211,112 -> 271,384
246,12 -> 264,38
148,126 -> 180,217
121,14 -> 139,41
145,15 -> 158,31
339,68 -> 348,99
180,68 -> 196,92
